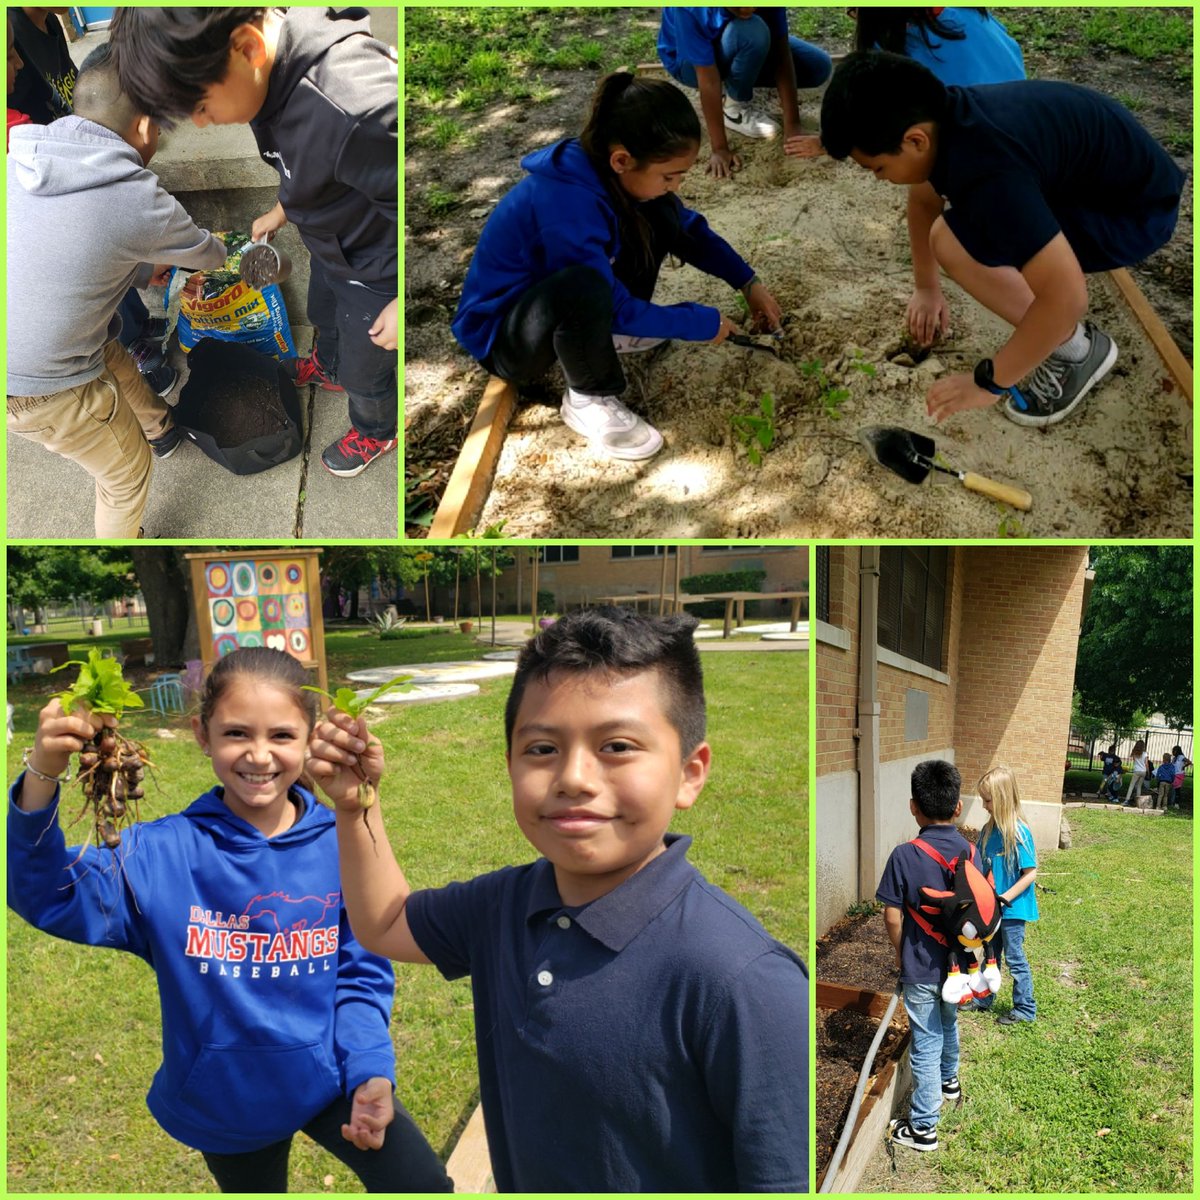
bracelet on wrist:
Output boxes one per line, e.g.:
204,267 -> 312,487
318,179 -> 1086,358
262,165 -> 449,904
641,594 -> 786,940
21,747 -> 72,785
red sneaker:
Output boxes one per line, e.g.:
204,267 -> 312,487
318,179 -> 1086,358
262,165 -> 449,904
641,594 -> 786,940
294,350 -> 344,392
320,429 -> 398,477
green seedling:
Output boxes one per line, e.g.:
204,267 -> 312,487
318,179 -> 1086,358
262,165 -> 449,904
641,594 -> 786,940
995,505 -> 1028,539
51,650 -> 150,852
730,392 -> 776,466
302,678 -> 413,840
801,360 -> 849,421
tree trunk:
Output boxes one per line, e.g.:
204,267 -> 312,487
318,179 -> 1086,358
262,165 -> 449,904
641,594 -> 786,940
490,548 -> 498,646
130,548 -> 193,666
453,555 -> 461,624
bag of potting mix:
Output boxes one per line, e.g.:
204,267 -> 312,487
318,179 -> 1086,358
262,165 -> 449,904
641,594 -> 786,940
171,230 -> 296,360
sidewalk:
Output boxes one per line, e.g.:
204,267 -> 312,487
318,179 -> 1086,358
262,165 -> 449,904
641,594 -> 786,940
6,17 -> 398,539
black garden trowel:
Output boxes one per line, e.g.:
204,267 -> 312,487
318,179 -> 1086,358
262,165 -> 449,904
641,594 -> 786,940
859,425 -> 1033,511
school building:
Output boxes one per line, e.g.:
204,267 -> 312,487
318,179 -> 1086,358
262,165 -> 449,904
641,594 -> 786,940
815,545 -> 1091,936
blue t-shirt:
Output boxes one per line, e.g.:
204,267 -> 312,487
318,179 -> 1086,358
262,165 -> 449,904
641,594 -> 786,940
407,833 -> 808,1192
978,820 -> 1039,922
658,6 -> 788,74
902,8 -> 1025,86
929,80 -> 1186,272
876,822 -> 975,984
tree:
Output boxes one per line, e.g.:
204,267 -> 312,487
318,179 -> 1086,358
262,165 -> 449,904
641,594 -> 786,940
1074,546 -> 1193,729
323,548 -> 419,619
9,547 -> 135,627
130,548 -> 200,667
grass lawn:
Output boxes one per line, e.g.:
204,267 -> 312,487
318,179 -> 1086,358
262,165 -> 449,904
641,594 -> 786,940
863,806 -> 1192,1193
6,649 -> 807,1192
1065,767 -> 1192,806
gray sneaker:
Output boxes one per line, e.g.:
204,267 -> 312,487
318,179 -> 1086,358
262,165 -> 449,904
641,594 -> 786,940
561,390 -> 663,460
1004,322 -> 1118,428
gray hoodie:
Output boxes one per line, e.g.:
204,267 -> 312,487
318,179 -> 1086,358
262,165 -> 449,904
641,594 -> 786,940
7,116 -> 228,396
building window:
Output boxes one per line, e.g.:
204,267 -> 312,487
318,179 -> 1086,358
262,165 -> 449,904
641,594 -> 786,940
699,545 -> 789,554
877,546 -> 948,671
816,548 -> 829,622
610,546 -> 676,559
538,546 -> 580,564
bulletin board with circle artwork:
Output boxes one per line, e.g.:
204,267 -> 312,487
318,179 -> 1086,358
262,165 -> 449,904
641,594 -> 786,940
185,549 -> 328,693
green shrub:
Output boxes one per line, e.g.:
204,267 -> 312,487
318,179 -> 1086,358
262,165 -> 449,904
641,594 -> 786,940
679,569 -> 767,617
380,626 -> 455,641
536,590 -> 555,615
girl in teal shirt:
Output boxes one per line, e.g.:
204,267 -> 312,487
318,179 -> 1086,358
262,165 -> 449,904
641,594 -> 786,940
972,765 -> 1038,1023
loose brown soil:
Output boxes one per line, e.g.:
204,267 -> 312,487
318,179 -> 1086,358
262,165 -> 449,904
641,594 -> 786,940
186,376 -> 291,447
404,8 -> 1193,537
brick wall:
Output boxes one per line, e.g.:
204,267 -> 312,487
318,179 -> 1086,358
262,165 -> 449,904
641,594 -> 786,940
816,548 -> 860,776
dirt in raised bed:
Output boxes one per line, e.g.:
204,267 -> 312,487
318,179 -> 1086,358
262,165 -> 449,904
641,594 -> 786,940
186,375 -> 291,447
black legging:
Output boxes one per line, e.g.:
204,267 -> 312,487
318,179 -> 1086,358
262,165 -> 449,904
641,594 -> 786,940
484,194 -> 685,396
200,1094 -> 453,1193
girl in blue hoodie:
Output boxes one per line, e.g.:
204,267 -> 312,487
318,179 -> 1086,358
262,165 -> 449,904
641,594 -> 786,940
8,648 -> 451,1193
452,71 -> 783,461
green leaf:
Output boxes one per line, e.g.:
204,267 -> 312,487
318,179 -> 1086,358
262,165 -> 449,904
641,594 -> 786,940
302,675 -> 414,717
51,649 -> 144,717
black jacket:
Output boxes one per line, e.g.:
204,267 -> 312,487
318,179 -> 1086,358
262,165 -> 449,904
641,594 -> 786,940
251,7 -> 397,291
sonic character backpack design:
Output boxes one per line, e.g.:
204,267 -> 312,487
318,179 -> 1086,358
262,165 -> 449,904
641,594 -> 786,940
907,838 -> 1004,1005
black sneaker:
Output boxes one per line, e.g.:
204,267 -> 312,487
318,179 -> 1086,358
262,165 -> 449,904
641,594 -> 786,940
127,337 -> 166,374
888,1119 -> 938,1152
941,1076 -> 962,1102
149,424 -> 183,460
144,363 -> 179,398
1004,322 -> 1118,428
141,317 -> 170,341
320,428 -> 398,477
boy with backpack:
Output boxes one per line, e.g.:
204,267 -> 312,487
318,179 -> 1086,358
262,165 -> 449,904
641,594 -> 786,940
109,7 -> 398,478
876,760 -> 999,1152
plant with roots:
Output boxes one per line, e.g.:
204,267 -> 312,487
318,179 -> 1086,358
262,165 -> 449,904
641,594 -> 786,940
51,650 -> 153,851
303,678 -> 413,841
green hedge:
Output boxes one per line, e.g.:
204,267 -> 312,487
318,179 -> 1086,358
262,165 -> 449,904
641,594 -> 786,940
680,569 -> 766,617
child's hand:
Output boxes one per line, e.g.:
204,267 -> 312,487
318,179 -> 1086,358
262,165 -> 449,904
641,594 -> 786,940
31,699 -> 112,779
706,147 -> 742,179
368,297 -> 398,351
906,288 -> 951,347
926,374 -> 1001,422
746,283 -> 783,333
251,201 -> 287,243
148,265 -> 173,287
308,709 -> 385,810
342,1076 -> 395,1151
709,314 -> 740,345
784,133 -> 824,159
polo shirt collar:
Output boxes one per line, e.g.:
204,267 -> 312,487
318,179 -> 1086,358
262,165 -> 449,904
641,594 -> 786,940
525,833 -> 698,953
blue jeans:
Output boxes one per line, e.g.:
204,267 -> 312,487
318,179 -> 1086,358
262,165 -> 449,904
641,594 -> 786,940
973,919 -> 1036,1019
116,288 -> 150,348
902,983 -> 959,1132
669,15 -> 832,100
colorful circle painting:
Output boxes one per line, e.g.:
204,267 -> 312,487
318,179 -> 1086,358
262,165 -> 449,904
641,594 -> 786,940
211,598 -> 236,627
237,599 -> 258,622
240,631 -> 263,648
233,562 -> 256,595
215,634 -> 239,657
258,562 -> 279,588
261,597 -> 283,623
286,594 -> 307,619
288,628 -> 310,656
285,563 -> 303,584
206,563 -> 231,595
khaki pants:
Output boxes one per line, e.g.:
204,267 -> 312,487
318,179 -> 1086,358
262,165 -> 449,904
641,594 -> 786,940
1157,781 -> 1173,809
7,340 -> 171,538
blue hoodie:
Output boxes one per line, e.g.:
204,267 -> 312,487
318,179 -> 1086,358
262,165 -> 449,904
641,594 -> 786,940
7,781 -> 396,1154
452,138 -> 753,361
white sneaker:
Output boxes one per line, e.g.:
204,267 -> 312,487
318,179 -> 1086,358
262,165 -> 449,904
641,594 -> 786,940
561,389 -> 663,460
723,97 -> 780,139
612,334 -> 668,354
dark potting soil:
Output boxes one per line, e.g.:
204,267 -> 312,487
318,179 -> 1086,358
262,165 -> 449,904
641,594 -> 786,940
187,374 -> 290,447
241,245 -> 280,289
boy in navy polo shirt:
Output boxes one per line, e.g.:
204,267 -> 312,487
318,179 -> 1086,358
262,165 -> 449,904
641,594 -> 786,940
876,760 -> 973,1152
315,608 -> 808,1191
820,51 -> 1185,428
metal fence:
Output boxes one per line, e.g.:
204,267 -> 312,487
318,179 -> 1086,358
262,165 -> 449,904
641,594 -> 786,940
1066,726 -> 1193,774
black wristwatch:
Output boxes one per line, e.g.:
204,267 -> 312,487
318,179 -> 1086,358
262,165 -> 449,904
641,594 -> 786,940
973,358 -> 1009,397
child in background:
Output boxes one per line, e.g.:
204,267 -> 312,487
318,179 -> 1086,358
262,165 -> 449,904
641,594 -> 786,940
1125,739 -> 1149,806
820,52 -> 1185,426
1097,742 -> 1123,802
8,648 -> 451,1194
970,766 -> 1038,1024
110,7 -> 399,479
1171,745 -> 1190,809
454,73 -> 783,461
657,7 -> 831,178
314,608 -> 808,1190
6,14 -> 32,146
6,45 -> 228,538
876,760 -> 974,1152
8,6 -> 73,123
1154,752 -> 1175,811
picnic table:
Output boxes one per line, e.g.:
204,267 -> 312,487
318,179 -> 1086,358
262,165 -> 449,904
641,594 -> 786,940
591,590 -> 807,639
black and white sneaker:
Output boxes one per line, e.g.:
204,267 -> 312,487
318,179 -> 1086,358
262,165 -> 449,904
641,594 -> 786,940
942,1076 -> 962,1102
148,424 -> 183,460
888,1118 -> 938,1152
1003,322 -> 1118,428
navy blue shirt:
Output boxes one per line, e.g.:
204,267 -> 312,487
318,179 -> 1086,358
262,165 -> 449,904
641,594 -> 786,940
876,823 -> 974,984
408,834 -> 808,1192
929,81 -> 1185,272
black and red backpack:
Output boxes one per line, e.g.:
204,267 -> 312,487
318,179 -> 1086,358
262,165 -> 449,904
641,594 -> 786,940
906,837 -> 1003,954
